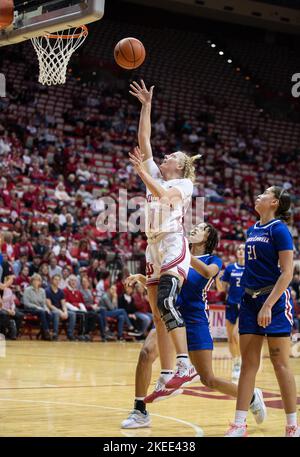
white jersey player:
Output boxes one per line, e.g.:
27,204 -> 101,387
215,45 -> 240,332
129,80 -> 201,395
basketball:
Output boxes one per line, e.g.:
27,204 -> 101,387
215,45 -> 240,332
114,37 -> 146,70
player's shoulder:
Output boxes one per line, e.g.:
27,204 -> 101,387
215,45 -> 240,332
270,219 -> 289,233
208,254 -> 223,267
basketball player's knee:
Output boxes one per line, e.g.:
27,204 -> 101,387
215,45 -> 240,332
270,357 -> 288,374
200,373 -> 217,389
139,346 -> 156,366
157,274 -> 185,332
241,358 -> 260,373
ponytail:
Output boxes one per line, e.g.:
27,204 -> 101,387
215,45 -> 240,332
181,153 -> 202,182
272,186 -> 292,224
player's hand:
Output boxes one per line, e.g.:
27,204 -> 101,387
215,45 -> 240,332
129,80 -> 154,105
124,274 -> 141,287
257,304 -> 272,328
129,146 -> 145,173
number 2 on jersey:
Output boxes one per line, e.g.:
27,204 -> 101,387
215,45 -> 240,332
247,244 -> 257,260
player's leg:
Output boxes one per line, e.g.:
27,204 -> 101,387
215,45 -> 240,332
147,284 -> 174,370
225,334 -> 264,436
267,336 -> 300,436
157,236 -> 196,389
144,285 -> 184,402
158,270 -> 199,390
189,349 -> 266,425
121,329 -> 158,429
226,315 -> 241,381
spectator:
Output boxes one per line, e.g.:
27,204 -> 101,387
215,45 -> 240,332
119,284 -> 152,337
100,284 -> 141,341
80,275 -> 115,341
59,266 -> 72,289
15,265 -> 31,296
39,262 -> 50,289
132,283 -> 153,335
48,255 -> 63,278
0,275 -> 24,339
23,274 -> 54,340
45,274 -> 76,341
63,275 -> 96,341
29,255 -> 42,275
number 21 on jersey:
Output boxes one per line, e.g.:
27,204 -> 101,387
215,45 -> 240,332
247,245 -> 257,260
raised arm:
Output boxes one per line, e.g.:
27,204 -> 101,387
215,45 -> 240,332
190,256 -> 220,279
129,80 -> 154,161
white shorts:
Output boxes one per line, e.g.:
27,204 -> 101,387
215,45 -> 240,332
145,233 -> 191,286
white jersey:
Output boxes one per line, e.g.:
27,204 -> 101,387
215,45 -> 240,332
144,158 -> 193,238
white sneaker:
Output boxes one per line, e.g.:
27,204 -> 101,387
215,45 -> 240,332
250,388 -> 267,424
285,425 -> 300,437
225,423 -> 247,437
144,376 -> 183,403
165,362 -> 199,390
121,410 -> 151,429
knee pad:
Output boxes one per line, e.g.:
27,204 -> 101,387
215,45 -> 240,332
157,274 -> 185,332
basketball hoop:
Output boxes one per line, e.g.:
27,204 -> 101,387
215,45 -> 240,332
31,25 -> 88,86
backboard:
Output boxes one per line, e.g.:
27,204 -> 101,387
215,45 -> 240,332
0,0 -> 105,46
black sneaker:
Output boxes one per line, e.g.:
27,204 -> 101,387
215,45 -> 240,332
77,335 -> 86,341
42,331 -> 52,341
52,334 -> 59,341
67,335 -> 76,341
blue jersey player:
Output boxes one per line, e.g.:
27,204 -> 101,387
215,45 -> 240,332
217,244 -> 245,381
226,187 -> 299,437
121,223 -> 266,430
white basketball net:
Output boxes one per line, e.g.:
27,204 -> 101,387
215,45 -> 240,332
31,26 -> 88,86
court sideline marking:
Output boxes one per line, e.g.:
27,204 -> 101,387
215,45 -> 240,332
0,397 -> 204,437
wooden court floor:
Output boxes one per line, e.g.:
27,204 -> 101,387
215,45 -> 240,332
0,340 -> 299,437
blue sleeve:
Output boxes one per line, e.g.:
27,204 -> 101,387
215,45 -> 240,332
208,255 -> 223,273
221,264 -> 231,282
60,290 -> 65,300
272,223 -> 294,251
45,288 -> 51,299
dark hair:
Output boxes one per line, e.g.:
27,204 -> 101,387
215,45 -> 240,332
204,223 -> 219,254
272,186 -> 292,223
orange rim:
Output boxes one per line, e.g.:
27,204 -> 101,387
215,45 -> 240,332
45,24 -> 88,39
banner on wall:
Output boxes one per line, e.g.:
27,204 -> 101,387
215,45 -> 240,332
209,305 -> 227,339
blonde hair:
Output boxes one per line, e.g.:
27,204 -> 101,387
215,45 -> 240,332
31,274 -> 42,284
178,152 -> 202,182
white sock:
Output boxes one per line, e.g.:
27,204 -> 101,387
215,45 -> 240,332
176,354 -> 190,367
160,370 -> 173,384
234,410 -> 247,425
286,412 -> 298,427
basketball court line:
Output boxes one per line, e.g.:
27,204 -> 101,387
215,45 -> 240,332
0,398 -> 204,437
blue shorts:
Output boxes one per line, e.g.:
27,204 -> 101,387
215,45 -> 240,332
178,301 -> 213,351
186,321 -> 214,351
239,289 -> 294,336
225,302 -> 239,325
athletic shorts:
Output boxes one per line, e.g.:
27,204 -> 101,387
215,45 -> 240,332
145,233 -> 190,286
239,288 -> 294,336
179,301 -> 213,351
225,302 -> 239,325
186,321 -> 214,351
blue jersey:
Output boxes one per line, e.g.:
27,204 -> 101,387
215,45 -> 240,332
221,263 -> 245,305
177,254 -> 223,324
241,219 -> 293,290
